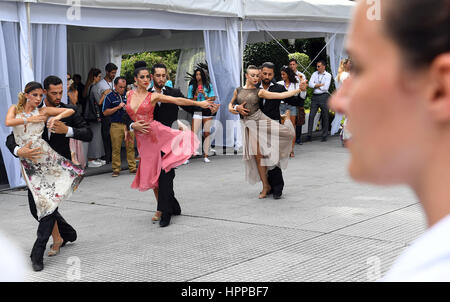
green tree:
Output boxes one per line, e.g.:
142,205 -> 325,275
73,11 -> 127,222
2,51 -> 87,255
121,50 -> 180,85
244,40 -> 289,80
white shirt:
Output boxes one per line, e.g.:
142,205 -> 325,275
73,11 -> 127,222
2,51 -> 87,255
335,71 -> 350,89
309,71 -> 332,94
295,70 -> 306,82
258,82 -> 274,106
151,86 -> 167,107
382,214 -> 450,281
277,80 -> 307,101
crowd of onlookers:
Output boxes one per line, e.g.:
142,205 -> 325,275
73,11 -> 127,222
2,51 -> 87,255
66,57 -> 351,177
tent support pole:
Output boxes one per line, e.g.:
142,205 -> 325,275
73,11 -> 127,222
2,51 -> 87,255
26,2 -> 33,70
240,18 -> 244,87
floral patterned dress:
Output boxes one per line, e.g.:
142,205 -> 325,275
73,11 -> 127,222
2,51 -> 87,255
13,108 -> 84,220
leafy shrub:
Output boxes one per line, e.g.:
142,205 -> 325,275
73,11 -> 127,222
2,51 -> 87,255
121,50 -> 179,85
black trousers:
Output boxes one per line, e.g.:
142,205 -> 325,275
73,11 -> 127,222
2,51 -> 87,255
268,166 -> 284,196
296,125 -> 303,142
308,94 -> 330,138
28,190 -> 77,263
101,116 -> 112,162
156,169 -> 181,215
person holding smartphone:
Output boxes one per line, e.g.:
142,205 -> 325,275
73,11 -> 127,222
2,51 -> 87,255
187,68 -> 216,163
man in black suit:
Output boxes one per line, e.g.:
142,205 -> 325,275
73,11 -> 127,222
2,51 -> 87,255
6,76 -> 92,271
236,62 -> 297,200
124,63 -> 218,227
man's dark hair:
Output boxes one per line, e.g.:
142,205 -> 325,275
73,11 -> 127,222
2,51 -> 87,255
261,62 -> 275,71
105,63 -> 118,73
43,75 -> 63,90
114,76 -> 126,86
384,0 -> 449,67
151,63 -> 167,75
317,60 -> 327,67
289,58 -> 298,64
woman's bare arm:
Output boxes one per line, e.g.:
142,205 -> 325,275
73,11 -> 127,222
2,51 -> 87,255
5,106 -> 47,127
258,88 -> 301,100
152,93 -> 211,109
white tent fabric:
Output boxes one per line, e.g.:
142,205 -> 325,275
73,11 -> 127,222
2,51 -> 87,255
27,3 -> 229,30
0,0 -> 355,187
204,19 -> 242,149
0,21 -> 24,188
326,33 -> 347,80
174,47 -> 206,125
31,0 -> 243,18
32,24 -> 67,86
7,0 -> 353,20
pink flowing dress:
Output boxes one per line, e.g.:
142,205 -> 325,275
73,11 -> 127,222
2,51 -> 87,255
126,91 -> 199,191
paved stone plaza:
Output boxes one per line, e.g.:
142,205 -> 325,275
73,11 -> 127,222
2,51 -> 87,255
0,136 -> 426,282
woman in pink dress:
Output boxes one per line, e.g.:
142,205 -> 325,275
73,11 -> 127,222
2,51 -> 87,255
125,66 -> 212,192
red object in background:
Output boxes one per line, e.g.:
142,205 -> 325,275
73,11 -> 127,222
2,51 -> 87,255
198,84 -> 203,91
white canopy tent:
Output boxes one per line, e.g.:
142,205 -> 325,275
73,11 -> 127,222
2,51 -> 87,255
0,0 -> 355,188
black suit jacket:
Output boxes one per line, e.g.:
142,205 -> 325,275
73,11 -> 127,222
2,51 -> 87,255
259,84 -> 287,123
258,83 -> 305,122
123,87 -> 202,128
6,103 -> 93,160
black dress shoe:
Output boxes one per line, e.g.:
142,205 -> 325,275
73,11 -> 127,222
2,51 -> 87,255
273,194 -> 282,200
321,137 -> 327,142
32,261 -> 44,272
306,135 -> 312,142
159,213 -> 172,227
173,209 -> 181,216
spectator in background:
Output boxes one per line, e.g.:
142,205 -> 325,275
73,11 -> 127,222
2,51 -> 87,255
94,63 -> 118,164
72,74 -> 85,115
307,59 -> 332,142
83,68 -> 105,168
67,79 -> 79,111
288,58 -> 309,145
277,66 -> 307,157
330,58 -> 351,137
188,68 -> 216,163
67,79 -> 85,167
289,58 -> 304,81
103,76 -> 136,177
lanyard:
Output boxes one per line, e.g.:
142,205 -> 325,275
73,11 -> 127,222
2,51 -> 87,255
317,73 -> 326,84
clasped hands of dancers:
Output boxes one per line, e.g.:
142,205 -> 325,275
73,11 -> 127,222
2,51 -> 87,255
5,62 -> 299,272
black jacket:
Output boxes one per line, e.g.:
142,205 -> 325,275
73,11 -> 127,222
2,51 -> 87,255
6,103 -> 93,160
258,83 -> 306,122
123,87 -> 202,128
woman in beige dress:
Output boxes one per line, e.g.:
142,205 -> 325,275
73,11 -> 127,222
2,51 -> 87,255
229,65 -> 301,198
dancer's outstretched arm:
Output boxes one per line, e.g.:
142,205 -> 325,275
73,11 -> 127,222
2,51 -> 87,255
5,106 -> 47,127
152,93 -> 212,109
258,87 -> 302,100
40,107 -> 75,129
